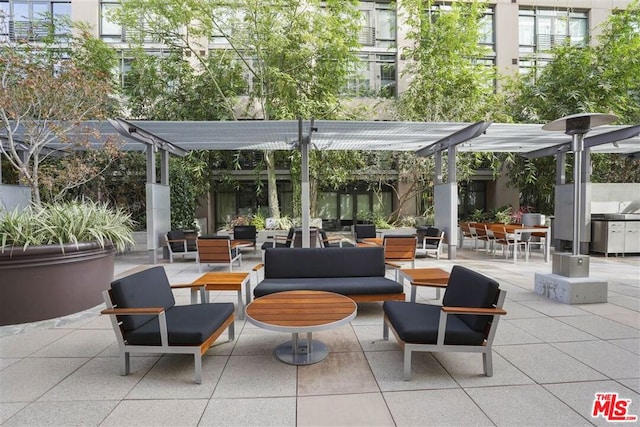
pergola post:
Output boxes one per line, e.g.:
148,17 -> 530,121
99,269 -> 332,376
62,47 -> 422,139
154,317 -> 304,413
108,118 -> 187,264
299,118 -> 311,248
417,121 -> 491,261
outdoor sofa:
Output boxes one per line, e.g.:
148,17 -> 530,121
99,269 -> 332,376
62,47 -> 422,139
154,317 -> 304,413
252,246 -> 405,303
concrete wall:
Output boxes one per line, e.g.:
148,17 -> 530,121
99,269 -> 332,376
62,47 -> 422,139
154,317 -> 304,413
0,185 -> 31,214
591,183 -> 640,214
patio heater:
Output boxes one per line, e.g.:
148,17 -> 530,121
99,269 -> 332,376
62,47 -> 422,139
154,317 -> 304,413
542,113 -> 617,276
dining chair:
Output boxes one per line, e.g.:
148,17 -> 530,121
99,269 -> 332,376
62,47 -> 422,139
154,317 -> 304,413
492,226 -> 527,259
459,222 -> 477,250
475,223 -> 495,253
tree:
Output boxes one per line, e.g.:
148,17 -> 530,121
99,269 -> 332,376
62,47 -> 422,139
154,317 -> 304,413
396,0 -> 498,122
391,0 -> 506,218
113,0 -> 362,219
504,0 -> 640,210
0,24 -> 121,205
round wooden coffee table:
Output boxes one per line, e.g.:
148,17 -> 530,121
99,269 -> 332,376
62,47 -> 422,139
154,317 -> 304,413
245,290 -> 357,365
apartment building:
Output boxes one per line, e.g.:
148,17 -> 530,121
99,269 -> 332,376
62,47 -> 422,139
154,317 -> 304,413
0,0 -> 632,229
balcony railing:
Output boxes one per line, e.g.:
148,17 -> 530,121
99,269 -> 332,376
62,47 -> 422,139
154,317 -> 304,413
359,26 -> 375,46
536,33 -> 568,52
7,19 -> 50,41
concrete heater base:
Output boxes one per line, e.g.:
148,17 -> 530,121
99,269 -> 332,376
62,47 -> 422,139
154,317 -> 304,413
534,272 -> 608,304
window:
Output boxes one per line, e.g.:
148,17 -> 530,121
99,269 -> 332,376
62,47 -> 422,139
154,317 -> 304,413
345,52 -> 396,98
100,1 -> 122,40
0,0 -> 71,41
519,7 -> 588,73
458,181 -> 486,219
359,1 -> 396,48
210,7 -> 244,46
100,1 -> 168,44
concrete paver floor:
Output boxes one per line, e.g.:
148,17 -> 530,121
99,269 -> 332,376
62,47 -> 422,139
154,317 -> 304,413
1,243 -> 638,426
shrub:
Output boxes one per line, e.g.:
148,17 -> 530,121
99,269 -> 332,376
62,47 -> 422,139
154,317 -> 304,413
0,201 -> 135,253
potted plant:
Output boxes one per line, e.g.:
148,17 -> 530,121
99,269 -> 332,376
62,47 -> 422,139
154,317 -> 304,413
0,201 -> 135,325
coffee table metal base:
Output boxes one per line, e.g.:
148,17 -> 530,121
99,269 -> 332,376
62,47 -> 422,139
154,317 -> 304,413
275,332 -> 328,365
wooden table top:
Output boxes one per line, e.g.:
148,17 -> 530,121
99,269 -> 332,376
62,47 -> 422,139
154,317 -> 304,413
245,290 -> 357,332
192,272 -> 249,285
398,268 -> 450,286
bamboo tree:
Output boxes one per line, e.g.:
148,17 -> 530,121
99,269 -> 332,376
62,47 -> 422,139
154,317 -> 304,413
113,0 -> 361,219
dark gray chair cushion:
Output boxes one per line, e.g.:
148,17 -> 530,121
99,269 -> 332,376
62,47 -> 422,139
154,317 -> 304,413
234,225 -> 257,243
125,303 -> 234,346
167,230 -> 186,252
264,247 -> 385,278
442,265 -> 499,332
354,224 -> 377,242
110,266 -> 176,332
254,277 -> 402,298
383,301 -> 486,345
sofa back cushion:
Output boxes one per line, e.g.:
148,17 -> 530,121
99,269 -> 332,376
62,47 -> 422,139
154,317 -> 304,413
110,266 -> 176,332
264,247 -> 385,278
442,265 -> 499,333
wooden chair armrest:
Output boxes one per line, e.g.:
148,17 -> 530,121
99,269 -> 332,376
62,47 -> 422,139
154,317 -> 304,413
101,307 -> 165,315
385,262 -> 402,269
252,263 -> 265,272
166,238 -> 186,243
441,306 -> 507,315
273,235 -> 292,243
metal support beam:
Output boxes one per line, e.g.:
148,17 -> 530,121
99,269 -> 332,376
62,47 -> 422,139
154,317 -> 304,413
447,145 -> 458,260
416,121 -> 490,157
160,150 -> 169,185
556,152 -> 566,185
146,145 -> 156,184
434,151 -> 443,184
524,124 -> 640,159
299,118 -> 311,248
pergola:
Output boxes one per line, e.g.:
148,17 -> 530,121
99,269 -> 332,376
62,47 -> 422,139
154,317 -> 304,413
2,118 -> 639,262
102,118 -> 640,262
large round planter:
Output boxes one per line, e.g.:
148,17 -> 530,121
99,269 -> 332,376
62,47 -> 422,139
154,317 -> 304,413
0,242 -> 115,326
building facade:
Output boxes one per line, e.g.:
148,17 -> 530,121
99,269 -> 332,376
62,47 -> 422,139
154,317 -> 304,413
0,0 -> 632,231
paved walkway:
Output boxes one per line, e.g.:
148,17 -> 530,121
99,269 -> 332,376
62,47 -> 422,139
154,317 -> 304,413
1,244 -> 639,426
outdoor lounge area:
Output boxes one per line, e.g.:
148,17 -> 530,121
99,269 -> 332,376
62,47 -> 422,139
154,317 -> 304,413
1,240 -> 638,426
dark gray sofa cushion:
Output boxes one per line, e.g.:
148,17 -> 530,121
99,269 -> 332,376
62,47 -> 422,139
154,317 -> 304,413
383,301 -> 485,345
110,266 -> 175,332
264,247 -> 385,278
442,265 -> 499,332
125,303 -> 234,346
254,277 -> 402,298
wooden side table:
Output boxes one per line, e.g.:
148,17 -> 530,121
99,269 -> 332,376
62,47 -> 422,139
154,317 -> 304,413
397,268 -> 450,302
190,272 -> 251,319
